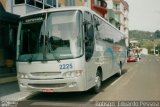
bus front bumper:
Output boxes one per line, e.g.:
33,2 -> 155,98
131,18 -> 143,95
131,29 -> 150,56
18,78 -> 86,92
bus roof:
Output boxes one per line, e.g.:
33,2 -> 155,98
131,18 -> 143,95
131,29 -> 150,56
20,6 -> 125,36
20,6 -> 89,17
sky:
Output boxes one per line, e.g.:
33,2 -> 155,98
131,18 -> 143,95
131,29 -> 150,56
125,0 -> 160,32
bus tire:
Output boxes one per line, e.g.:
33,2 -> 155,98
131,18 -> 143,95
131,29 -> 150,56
92,71 -> 102,94
117,61 -> 122,77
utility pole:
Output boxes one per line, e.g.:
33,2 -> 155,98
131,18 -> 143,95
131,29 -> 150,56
150,34 -> 155,55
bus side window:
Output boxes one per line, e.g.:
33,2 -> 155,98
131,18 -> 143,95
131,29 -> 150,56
84,11 -> 94,61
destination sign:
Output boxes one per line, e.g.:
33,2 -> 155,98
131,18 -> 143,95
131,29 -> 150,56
24,17 -> 44,23
23,17 -> 44,23
22,14 -> 45,24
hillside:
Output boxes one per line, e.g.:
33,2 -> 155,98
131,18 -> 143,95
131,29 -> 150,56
129,30 -> 160,53
129,30 -> 153,40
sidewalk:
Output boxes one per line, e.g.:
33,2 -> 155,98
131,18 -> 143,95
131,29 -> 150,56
0,81 -> 19,97
0,67 -> 17,84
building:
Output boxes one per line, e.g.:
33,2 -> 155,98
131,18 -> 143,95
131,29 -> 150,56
5,0 -> 87,16
5,0 -> 59,16
2,0 -> 129,57
122,0 -> 129,47
130,40 -> 139,48
106,0 -> 120,28
107,0 -> 129,46
59,0 -> 108,18
59,0 -> 83,7
0,0 -> 129,75
0,1 -> 19,75
141,48 -> 148,55
4,0 -> 128,36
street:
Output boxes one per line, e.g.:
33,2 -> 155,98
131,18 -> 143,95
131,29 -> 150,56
91,55 -> 160,101
0,82 -> 19,97
28,55 -> 160,101
1,0 -> 160,107
0,55 -> 160,106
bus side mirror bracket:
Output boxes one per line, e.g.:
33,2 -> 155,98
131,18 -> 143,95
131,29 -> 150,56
95,20 -> 100,31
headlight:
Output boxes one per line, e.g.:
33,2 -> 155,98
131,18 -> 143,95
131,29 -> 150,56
63,70 -> 83,78
17,73 -> 28,79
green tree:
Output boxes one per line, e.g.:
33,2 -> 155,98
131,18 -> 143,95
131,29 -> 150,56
154,30 -> 160,38
155,44 -> 160,53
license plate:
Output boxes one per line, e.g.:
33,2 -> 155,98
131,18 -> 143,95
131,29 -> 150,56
42,88 -> 54,92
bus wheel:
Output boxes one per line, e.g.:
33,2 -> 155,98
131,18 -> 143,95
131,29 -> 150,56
117,62 -> 122,77
92,71 -> 102,94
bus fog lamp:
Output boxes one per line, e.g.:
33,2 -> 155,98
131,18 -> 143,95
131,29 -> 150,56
63,70 -> 83,78
19,83 -> 26,87
18,73 -> 28,79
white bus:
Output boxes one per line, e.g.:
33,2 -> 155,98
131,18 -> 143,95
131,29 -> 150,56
16,6 -> 127,93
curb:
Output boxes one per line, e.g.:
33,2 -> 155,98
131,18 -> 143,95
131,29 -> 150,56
0,76 -> 17,84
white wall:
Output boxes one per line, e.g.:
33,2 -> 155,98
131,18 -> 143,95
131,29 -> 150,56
13,5 -> 26,16
141,48 -> 148,55
26,5 -> 41,14
13,4 -> 41,16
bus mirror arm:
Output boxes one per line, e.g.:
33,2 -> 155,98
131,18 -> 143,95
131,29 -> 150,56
83,21 -> 92,26
83,21 -> 87,32
95,20 -> 100,31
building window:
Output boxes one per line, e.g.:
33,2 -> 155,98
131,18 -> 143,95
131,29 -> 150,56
15,0 -> 25,4
94,0 -> 101,6
66,0 -> 75,6
115,4 -> 120,11
52,0 -> 56,7
35,1 -> 43,8
47,0 -> 52,6
26,0 -> 35,6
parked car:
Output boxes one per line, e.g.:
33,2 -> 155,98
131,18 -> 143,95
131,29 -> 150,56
127,55 -> 137,62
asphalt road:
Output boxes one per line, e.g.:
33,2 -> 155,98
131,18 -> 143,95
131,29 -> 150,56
1,55 -> 160,107
91,55 -> 160,101
27,55 -> 160,101
0,82 -> 19,97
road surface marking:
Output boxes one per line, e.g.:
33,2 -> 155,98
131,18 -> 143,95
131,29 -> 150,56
110,65 -> 135,86
110,76 -> 123,86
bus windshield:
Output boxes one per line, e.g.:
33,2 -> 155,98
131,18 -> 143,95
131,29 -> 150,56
17,10 -> 83,62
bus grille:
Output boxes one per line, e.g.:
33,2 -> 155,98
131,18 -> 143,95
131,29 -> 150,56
28,83 -> 66,88
31,72 -> 61,77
